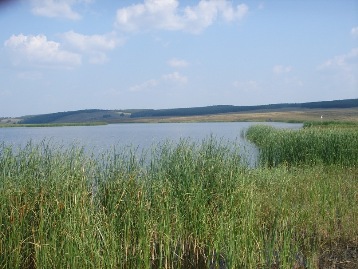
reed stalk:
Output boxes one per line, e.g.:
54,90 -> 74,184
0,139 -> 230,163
1,134 -> 357,268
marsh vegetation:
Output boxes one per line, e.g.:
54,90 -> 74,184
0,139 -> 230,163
0,122 -> 357,268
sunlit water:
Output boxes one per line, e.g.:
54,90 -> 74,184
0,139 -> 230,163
0,122 -> 302,167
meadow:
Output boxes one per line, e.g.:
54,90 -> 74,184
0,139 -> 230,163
0,122 -> 357,268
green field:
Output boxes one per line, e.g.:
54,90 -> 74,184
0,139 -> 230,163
0,123 -> 357,268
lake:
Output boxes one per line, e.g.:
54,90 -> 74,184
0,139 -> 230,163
0,122 -> 302,166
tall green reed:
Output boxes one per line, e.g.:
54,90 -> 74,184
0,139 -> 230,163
245,124 -> 358,166
1,138 -> 357,268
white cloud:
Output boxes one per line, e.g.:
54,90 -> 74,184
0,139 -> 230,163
351,26 -> 358,37
163,71 -> 188,83
61,31 -> 119,51
318,48 -> 358,91
4,34 -> 81,67
129,79 -> 158,92
273,65 -> 292,74
116,0 -> 181,32
30,0 -> 86,20
115,0 -> 248,33
129,71 -> 187,92
318,48 -> 358,70
168,58 -> 189,68
61,31 -> 123,64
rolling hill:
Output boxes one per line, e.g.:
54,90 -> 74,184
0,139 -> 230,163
16,98 -> 358,124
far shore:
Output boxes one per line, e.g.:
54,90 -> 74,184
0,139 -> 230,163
116,107 -> 358,123
1,107 -> 358,127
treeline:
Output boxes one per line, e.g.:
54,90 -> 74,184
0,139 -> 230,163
20,109 -> 106,124
130,98 -> 358,118
300,98 -> 358,109
130,105 -> 280,118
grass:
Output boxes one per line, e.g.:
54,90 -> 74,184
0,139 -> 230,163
303,120 -> 358,128
1,131 -> 357,268
245,123 -> 358,167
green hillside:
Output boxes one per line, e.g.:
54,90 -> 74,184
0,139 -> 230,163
129,99 -> 358,118
19,109 -> 132,124
16,98 -> 358,124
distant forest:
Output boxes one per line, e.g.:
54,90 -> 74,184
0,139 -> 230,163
20,98 -> 358,124
20,109 -> 105,124
130,99 -> 358,118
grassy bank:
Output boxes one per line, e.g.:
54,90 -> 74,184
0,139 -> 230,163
1,135 -> 357,268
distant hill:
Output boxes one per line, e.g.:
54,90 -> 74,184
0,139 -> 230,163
129,98 -> 358,118
20,109 -> 131,124
19,98 -> 358,124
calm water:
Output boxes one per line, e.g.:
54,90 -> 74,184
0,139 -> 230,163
0,122 -> 302,166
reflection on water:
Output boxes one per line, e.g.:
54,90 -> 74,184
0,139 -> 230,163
0,122 -> 302,167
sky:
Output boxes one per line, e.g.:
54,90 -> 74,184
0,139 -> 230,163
0,0 -> 357,117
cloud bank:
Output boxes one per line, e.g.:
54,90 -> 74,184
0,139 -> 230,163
129,71 -> 187,92
318,48 -> 358,70
30,0 -> 92,20
4,34 -> 81,67
115,0 -> 248,33
61,31 -> 123,64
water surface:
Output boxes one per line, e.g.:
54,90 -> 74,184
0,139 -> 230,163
0,122 -> 302,166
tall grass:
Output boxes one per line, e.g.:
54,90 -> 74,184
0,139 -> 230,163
303,121 -> 358,128
1,138 -> 357,268
245,124 -> 358,167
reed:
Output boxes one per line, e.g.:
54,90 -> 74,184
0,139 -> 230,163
245,124 -> 358,166
0,138 -> 357,268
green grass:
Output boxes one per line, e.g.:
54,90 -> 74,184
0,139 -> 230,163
1,136 -> 357,268
303,121 -> 358,128
245,123 -> 358,167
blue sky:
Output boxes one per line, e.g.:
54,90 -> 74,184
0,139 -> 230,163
0,0 -> 357,117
